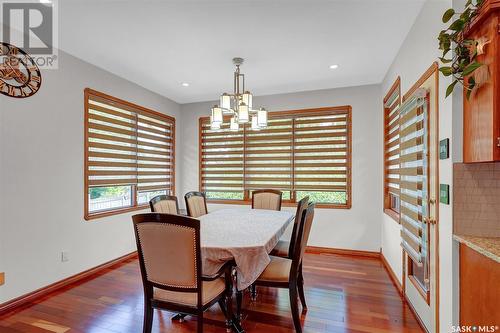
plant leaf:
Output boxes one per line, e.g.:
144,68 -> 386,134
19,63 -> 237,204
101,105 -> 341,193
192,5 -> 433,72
439,66 -> 453,76
462,62 -> 482,76
449,18 -> 465,31
446,80 -> 458,97
442,8 -> 455,23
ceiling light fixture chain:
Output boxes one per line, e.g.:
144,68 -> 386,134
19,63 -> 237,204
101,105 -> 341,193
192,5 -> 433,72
210,57 -> 268,131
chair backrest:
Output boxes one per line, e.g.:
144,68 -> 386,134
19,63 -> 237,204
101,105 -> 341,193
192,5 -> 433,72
252,189 -> 282,211
184,191 -> 208,218
287,196 -> 309,258
291,203 -> 315,273
133,213 -> 202,297
149,195 -> 180,215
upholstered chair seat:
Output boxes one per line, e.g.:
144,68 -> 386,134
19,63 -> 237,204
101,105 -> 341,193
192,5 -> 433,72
153,278 -> 226,307
257,256 -> 292,283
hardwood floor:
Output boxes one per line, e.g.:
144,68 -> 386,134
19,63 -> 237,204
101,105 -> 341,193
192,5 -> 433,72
0,253 -> 423,333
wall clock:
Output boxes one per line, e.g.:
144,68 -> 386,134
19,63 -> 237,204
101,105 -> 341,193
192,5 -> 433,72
0,42 -> 42,98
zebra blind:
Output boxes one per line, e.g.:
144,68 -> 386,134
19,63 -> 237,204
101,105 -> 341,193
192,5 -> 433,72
199,107 -> 351,207
85,89 -> 175,219
399,93 -> 428,265
383,78 -> 401,217
200,119 -> 245,199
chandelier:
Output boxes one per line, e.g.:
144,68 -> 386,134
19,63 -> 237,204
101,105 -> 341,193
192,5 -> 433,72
210,57 -> 268,131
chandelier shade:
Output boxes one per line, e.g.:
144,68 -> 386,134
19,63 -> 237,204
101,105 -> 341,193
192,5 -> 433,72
238,103 -> 249,123
210,115 -> 221,130
257,108 -> 268,127
229,117 -> 239,131
220,93 -> 231,110
251,115 -> 260,130
209,58 -> 268,129
211,105 -> 223,123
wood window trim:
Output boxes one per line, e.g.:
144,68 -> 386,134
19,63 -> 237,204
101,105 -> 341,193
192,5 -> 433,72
84,88 -> 176,221
407,257 -> 431,304
383,77 -> 401,223
198,106 -> 352,209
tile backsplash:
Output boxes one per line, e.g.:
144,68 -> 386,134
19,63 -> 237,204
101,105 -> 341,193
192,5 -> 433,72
454,163 -> 500,237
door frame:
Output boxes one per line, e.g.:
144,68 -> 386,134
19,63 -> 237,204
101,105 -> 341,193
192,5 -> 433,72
400,62 -> 440,333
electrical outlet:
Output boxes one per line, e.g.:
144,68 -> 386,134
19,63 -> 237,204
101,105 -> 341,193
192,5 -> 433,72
61,251 -> 69,262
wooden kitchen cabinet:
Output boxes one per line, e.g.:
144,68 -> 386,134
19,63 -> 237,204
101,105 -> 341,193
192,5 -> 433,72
459,244 -> 500,326
463,0 -> 500,162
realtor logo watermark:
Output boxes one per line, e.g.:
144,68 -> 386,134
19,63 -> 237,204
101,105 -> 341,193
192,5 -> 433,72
451,326 -> 499,332
1,0 -> 58,68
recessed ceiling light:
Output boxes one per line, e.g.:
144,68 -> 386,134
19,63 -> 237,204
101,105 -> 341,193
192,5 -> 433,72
39,0 -> 51,3
329,64 -> 339,69
181,82 -> 189,87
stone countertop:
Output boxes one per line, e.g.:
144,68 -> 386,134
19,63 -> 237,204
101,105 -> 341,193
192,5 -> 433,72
453,234 -> 500,263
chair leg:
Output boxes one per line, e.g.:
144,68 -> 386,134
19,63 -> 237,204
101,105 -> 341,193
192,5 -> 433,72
143,299 -> 154,333
197,311 -> 204,333
289,283 -> 302,333
297,264 -> 307,310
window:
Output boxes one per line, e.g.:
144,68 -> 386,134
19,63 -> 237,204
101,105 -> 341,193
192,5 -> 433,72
199,107 -> 351,208
399,90 -> 430,302
383,77 -> 401,221
84,88 -> 175,220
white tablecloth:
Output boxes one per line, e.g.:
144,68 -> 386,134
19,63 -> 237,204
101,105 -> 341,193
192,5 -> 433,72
199,208 -> 294,290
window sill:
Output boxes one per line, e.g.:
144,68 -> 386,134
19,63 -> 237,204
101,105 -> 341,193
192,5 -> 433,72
384,208 -> 400,223
408,274 -> 430,304
85,204 -> 149,221
206,199 -> 351,210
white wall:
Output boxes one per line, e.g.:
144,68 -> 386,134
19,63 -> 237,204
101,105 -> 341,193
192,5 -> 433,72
179,85 -> 383,251
380,0 -> 458,331
0,50 -> 181,303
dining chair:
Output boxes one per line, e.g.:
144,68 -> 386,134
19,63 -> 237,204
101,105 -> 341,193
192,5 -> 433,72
253,203 -> 315,333
251,189 -> 282,211
184,191 -> 208,218
149,195 -> 180,215
271,196 -> 309,259
132,213 -> 233,333
250,196 -> 310,301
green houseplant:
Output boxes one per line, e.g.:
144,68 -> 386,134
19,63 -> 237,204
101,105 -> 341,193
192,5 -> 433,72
438,0 -> 485,98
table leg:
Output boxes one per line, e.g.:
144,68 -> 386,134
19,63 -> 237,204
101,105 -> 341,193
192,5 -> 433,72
236,290 -> 243,320
232,268 -> 244,322
250,284 -> 257,301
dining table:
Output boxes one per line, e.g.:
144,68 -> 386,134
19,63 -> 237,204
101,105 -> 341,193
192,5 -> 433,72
174,207 -> 295,332
199,207 -> 295,291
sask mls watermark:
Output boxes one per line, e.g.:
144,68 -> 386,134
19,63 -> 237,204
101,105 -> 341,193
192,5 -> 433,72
1,0 -> 58,68
451,326 -> 499,333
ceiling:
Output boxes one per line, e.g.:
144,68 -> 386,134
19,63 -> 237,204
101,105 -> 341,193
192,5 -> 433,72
59,0 -> 425,104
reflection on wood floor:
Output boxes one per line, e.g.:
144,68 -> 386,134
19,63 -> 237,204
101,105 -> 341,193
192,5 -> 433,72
0,253 -> 423,333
